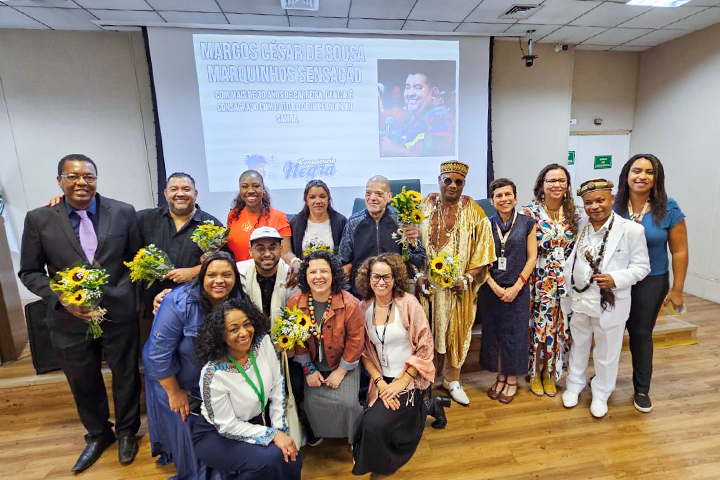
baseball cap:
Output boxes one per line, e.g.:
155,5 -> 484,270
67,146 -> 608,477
249,226 -> 282,243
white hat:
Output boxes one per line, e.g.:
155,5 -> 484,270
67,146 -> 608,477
249,226 -> 282,242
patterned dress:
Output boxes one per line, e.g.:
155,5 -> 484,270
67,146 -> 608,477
522,201 -> 578,381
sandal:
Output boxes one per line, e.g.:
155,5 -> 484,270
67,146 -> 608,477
542,368 -> 556,397
530,374 -> 544,396
487,376 -> 506,401
499,381 -> 518,404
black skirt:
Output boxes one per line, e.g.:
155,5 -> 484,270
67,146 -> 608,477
352,380 -> 426,476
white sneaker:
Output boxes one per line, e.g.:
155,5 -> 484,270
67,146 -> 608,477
443,379 -> 470,406
590,398 -> 608,418
562,390 -> 579,408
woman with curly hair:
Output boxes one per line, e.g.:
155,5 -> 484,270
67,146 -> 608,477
290,249 -> 365,443
522,164 -> 580,397
227,170 -> 295,265
192,298 -> 301,479
614,154 -> 688,413
351,253 -> 435,476
142,252 -> 245,479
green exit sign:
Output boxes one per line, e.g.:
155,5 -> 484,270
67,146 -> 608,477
568,151 -> 575,165
594,155 -> 612,169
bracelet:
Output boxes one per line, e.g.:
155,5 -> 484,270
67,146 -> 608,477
461,276 -> 469,291
291,257 -> 302,266
519,272 -> 527,285
373,376 -> 383,386
302,362 -> 317,377
405,371 -> 416,380
414,271 -> 425,281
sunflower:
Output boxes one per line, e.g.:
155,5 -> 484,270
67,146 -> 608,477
67,289 -> 88,306
407,190 -> 422,202
296,314 -> 310,328
277,335 -> 294,350
66,267 -> 87,285
430,256 -> 445,274
411,209 -> 424,223
132,248 -> 146,263
440,276 -> 454,288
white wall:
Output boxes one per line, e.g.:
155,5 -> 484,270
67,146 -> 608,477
632,23 -> 720,303
0,30 -> 157,299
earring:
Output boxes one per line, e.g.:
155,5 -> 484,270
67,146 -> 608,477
563,192 -> 567,199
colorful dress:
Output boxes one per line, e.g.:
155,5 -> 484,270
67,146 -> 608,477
522,201 -> 578,381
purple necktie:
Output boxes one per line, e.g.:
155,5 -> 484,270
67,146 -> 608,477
76,210 -> 97,264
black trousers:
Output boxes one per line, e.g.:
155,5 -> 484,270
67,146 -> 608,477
54,319 -> 141,441
626,273 -> 669,394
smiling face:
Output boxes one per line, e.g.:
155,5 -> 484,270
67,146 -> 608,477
250,238 -> 281,276
491,185 -> 517,216
365,181 -> 392,219
305,186 -> 330,218
542,168 -> 568,203
627,158 -> 655,196
582,190 -> 615,227
164,176 -> 197,217
57,160 -> 97,210
306,258 -> 332,300
239,172 -> 264,210
202,260 -> 237,306
404,73 -> 433,114
369,261 -> 394,300
224,309 -> 254,359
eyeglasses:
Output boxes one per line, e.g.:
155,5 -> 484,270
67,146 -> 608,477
544,178 -> 567,186
61,174 -> 97,184
370,273 -> 393,283
442,177 -> 464,187
252,244 -> 281,254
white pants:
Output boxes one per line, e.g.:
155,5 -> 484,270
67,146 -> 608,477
566,312 -> 625,402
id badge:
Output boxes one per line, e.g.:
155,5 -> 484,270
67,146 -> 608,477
498,257 -> 507,271
553,246 -> 564,260
380,352 -> 389,368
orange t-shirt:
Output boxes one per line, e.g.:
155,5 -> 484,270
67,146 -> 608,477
227,207 -> 291,261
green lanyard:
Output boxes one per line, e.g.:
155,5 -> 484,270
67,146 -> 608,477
227,350 -> 266,425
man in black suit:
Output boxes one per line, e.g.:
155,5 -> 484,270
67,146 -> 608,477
18,154 -> 142,473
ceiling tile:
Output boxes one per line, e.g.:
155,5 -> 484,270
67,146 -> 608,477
0,5 -> 48,28
0,0 -> 78,7
504,23 -> 561,40
575,44 -> 611,50
618,6 -> 706,28
464,0 -> 536,24
288,16 -> 347,28
408,0 -> 482,23
403,20 -> 461,32
217,0 -> 286,15
146,0 -> 221,12
570,2 -> 651,27
158,11 -> 228,25
455,22 -> 513,33
518,0 -> 600,25
88,9 -> 165,22
611,45 -> 649,51
74,0 -> 152,10
686,0 -> 720,5
623,28 -> 691,46
580,27 -> 652,45
14,6 -> 100,30
347,18 -> 405,30
226,13 -> 289,26
665,6 -> 720,30
103,25 -> 143,31
291,0 -> 350,17
541,25 -> 608,43
349,0 -> 416,20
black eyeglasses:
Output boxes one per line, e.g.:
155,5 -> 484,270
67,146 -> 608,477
252,244 -> 281,254
61,174 -> 97,184
544,179 -> 567,186
442,177 -> 464,187
370,273 -> 393,283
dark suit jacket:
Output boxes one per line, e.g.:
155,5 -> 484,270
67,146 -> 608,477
18,194 -> 142,348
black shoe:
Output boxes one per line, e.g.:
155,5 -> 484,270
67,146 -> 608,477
118,435 -> 139,465
634,392 -> 653,413
425,396 -> 451,429
71,432 -> 116,473
306,433 -> 324,447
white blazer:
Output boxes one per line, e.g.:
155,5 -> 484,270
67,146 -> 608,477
237,258 -> 299,319
561,213 -> 650,328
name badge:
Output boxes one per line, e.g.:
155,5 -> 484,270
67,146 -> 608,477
553,246 -> 564,260
498,257 -> 507,271
380,352 -> 388,368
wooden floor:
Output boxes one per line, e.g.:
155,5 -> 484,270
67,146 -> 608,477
1,294 -> 719,479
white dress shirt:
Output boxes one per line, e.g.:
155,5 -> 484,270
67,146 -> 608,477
571,213 -> 615,318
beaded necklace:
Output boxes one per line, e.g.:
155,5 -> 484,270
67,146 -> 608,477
432,197 -> 463,252
308,293 -> 330,362
571,214 -> 615,293
628,199 -> 651,223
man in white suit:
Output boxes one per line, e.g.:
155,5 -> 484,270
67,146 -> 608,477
561,179 -> 650,418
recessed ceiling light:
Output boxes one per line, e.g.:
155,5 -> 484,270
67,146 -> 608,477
627,0 -> 691,7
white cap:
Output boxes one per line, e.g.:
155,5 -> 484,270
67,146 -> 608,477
249,226 -> 282,243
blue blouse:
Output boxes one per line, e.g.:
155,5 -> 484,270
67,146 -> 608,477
616,197 -> 685,277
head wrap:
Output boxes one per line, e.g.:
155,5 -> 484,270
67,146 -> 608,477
577,178 -> 614,197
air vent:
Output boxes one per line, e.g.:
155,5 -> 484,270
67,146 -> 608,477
281,0 -> 320,11
500,5 -> 542,20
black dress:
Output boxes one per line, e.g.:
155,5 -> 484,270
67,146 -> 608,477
479,211 -> 535,376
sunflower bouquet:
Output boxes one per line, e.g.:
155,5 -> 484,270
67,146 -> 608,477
191,220 -> 230,254
124,244 -> 174,288
428,254 -> 464,300
270,305 -> 318,351
50,266 -> 109,339
389,187 -> 424,260
302,242 -> 332,257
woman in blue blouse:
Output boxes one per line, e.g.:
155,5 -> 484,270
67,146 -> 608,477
142,252 -> 245,479
615,154 -> 688,413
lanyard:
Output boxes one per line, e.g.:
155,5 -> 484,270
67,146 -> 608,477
228,350 -> 266,424
494,211 -> 517,257
373,298 -> 394,349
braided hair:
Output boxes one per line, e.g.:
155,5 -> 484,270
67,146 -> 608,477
229,170 -> 272,226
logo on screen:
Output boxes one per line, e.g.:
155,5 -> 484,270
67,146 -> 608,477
283,157 -> 337,180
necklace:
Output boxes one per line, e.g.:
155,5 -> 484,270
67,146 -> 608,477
571,214 -> 617,310
628,199 -> 650,223
433,197 -> 463,250
308,293 -> 330,362
542,202 -> 563,224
